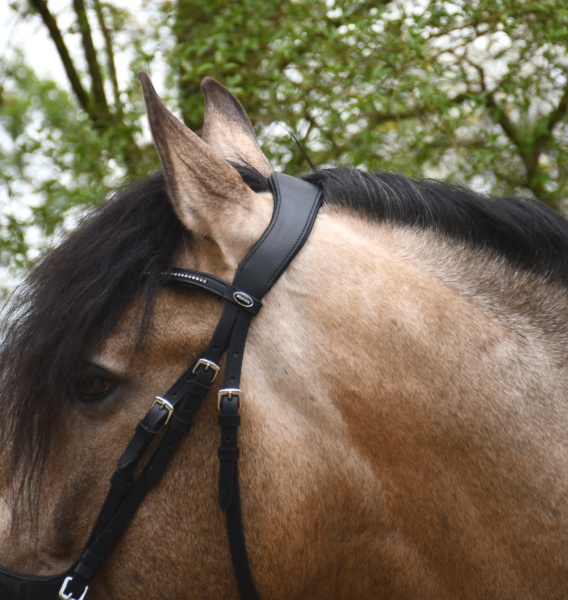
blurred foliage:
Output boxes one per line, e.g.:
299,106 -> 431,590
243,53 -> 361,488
169,0 -> 568,209
1,0 -> 567,289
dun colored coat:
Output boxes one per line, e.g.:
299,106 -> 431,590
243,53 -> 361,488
1,76 -> 567,599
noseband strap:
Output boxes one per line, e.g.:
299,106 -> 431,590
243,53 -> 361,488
0,172 -> 322,600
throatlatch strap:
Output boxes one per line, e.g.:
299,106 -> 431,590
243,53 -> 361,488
214,173 -> 322,599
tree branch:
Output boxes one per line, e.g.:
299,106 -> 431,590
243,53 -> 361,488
368,92 -> 470,128
466,59 -> 526,160
28,0 -> 90,113
484,91 -> 523,151
72,0 -> 110,120
93,0 -> 121,113
535,68 -> 568,147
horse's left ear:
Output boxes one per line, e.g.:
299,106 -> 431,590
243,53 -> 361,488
139,72 -> 271,269
201,78 -> 273,176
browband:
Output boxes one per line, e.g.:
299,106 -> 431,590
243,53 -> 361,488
0,172 -> 322,600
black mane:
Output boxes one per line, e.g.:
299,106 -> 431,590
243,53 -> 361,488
2,164 -> 568,483
0,172 -> 184,481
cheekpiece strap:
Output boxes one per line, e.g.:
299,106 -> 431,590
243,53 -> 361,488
214,172 -> 322,600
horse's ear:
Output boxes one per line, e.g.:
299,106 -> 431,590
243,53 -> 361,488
201,77 -> 273,176
139,72 -> 267,266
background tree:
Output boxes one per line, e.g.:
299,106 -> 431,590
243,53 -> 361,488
1,0 -> 567,294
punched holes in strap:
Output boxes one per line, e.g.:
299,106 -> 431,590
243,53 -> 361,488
218,393 -> 241,514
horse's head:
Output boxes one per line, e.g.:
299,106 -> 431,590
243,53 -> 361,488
0,74 -> 372,599
0,75 -> 287,597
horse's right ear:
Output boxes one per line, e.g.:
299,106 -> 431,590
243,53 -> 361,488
201,78 -> 273,176
139,72 -> 271,270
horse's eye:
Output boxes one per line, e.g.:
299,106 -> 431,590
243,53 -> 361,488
74,366 -> 117,402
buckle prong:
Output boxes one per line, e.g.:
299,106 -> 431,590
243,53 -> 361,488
59,576 -> 89,600
192,358 -> 221,382
217,388 -> 241,410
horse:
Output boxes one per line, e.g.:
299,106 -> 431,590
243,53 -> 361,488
0,73 -> 567,600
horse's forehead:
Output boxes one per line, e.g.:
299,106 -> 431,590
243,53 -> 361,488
89,287 -> 223,375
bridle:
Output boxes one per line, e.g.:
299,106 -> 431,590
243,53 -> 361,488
0,172 -> 322,600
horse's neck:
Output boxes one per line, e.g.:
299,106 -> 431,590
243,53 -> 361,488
395,226 -> 568,351
249,208 -> 568,477
262,210 -> 567,402
244,211 -> 568,598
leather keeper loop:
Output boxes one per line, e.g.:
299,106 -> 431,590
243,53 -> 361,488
188,378 -> 215,394
169,414 -> 192,433
140,401 -> 170,431
116,436 -> 149,471
79,548 -> 106,572
218,447 -> 240,460
75,560 -> 96,582
136,420 -> 161,437
218,414 -> 241,427
110,473 -> 134,495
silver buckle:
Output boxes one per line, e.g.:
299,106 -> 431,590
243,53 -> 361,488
152,396 -> 174,425
192,358 -> 220,382
59,576 -> 89,600
217,388 -> 241,410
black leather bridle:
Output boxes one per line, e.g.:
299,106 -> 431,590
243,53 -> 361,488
0,172 -> 322,600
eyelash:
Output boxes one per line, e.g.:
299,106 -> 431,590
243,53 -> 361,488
74,365 -> 119,403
